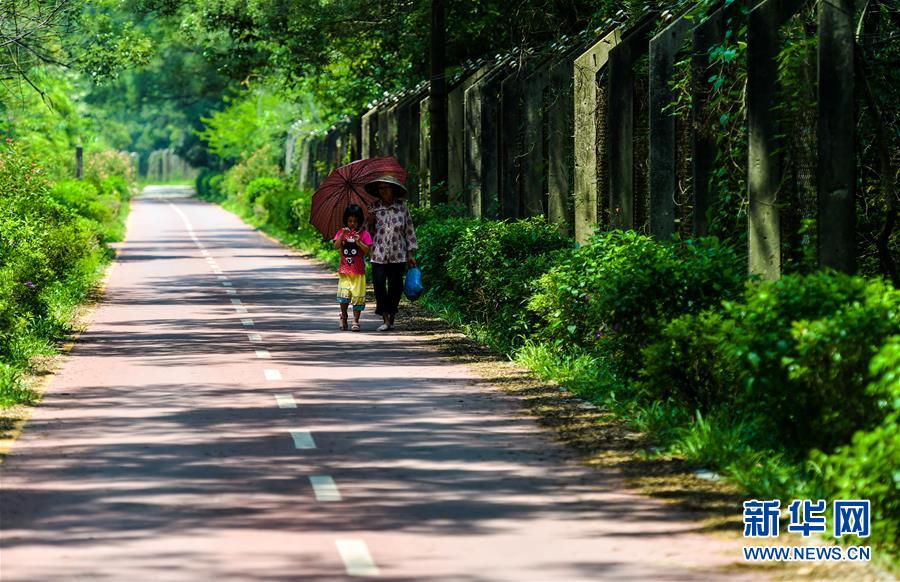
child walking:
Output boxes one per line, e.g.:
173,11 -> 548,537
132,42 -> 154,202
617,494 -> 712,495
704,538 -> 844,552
333,204 -> 372,331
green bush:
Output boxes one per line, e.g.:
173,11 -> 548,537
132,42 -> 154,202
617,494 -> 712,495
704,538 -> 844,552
809,336 -> 900,553
643,272 -> 900,453
100,175 -> 131,202
529,231 -> 744,376
244,177 -> 304,232
49,178 -> 130,242
195,169 -> 225,201
409,203 -> 468,228
222,145 -> 281,204
444,217 -> 569,349
84,150 -> 136,190
290,191 -> 312,234
0,143 -> 100,360
50,180 -> 115,227
0,142 -> 129,405
415,215 -> 478,295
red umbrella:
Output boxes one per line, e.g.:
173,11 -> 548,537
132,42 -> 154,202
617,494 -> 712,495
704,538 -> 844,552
310,157 -> 408,239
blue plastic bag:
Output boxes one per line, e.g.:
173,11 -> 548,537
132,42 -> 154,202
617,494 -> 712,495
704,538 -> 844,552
404,266 -> 424,301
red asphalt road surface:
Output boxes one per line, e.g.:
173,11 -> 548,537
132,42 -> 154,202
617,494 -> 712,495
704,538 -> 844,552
0,186 -> 765,581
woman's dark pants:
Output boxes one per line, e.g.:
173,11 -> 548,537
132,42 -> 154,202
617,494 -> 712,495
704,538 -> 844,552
372,262 -> 406,316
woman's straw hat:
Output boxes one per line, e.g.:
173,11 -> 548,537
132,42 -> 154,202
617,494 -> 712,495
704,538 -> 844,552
364,175 -> 408,198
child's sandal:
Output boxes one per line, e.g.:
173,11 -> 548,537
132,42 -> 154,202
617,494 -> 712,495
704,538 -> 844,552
351,322 -> 360,332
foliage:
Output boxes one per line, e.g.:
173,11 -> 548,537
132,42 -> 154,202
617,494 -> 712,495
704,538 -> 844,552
444,217 -> 569,350
85,150 -> 136,189
414,215 -> 478,295
50,181 -> 116,237
642,272 -> 900,454
808,337 -> 900,553
198,87 -> 304,162
221,145 -> 282,204
195,169 -> 225,201
0,141 -> 130,404
529,231 -> 744,376
245,177 -> 304,232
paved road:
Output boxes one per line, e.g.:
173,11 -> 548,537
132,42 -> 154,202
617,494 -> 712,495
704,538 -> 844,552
0,186 -> 762,581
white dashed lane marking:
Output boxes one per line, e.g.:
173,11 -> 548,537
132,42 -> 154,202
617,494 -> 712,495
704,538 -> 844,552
336,540 -> 379,577
274,394 -> 296,408
171,200 -> 380,579
290,430 -> 316,449
309,476 -> 342,501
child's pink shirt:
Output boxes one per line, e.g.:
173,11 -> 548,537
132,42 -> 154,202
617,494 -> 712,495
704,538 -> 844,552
334,229 -> 372,275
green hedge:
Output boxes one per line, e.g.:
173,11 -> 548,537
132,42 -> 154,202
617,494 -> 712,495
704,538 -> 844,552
529,231 -> 745,377
195,169 -> 225,201
0,142 -> 132,405
809,336 -> 900,553
414,216 -> 569,351
641,272 -> 900,454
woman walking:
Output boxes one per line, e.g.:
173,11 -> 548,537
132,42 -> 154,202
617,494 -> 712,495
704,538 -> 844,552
365,175 -> 418,331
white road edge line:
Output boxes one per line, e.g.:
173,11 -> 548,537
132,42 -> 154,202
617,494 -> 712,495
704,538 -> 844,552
241,318 -> 255,326
309,476 -> 342,501
336,540 -> 379,577
289,430 -> 316,449
264,369 -> 282,380
255,350 -> 271,359
247,333 -> 262,342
